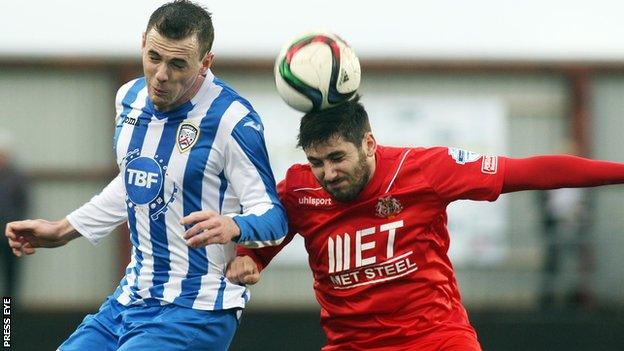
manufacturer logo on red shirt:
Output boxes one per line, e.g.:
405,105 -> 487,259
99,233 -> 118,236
298,195 -> 333,207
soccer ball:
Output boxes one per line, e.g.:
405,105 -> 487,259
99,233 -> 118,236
274,31 -> 361,113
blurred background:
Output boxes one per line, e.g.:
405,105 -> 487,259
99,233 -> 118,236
1,0 -> 623,350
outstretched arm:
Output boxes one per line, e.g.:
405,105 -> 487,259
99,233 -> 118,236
5,218 -> 81,257
6,174 -> 129,256
502,155 -> 624,193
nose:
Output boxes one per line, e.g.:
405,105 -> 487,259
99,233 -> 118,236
323,163 -> 339,182
155,63 -> 168,83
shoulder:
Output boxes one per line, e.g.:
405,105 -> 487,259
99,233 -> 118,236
402,146 -> 461,164
283,163 -> 317,190
280,164 -> 321,196
376,145 -> 459,184
115,77 -> 146,107
211,75 -> 256,113
401,146 -> 486,174
207,76 -> 263,131
279,164 -> 336,210
376,144 -> 436,168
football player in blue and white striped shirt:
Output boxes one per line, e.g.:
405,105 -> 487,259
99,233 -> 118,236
5,1 -> 287,350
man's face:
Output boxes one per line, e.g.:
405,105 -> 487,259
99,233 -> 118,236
142,29 -> 212,112
305,135 -> 374,203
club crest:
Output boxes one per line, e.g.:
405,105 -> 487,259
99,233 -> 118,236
375,195 -> 403,218
177,123 -> 199,153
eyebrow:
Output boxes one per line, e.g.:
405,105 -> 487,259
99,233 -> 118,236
147,50 -> 188,65
307,151 -> 345,162
327,151 -> 345,158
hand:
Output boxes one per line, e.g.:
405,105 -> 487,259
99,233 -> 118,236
180,211 -> 241,248
5,219 -> 79,257
226,255 -> 260,285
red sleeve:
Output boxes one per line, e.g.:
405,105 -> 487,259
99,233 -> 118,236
236,231 -> 297,272
236,179 -> 297,272
502,155 -> 624,193
420,147 -> 506,202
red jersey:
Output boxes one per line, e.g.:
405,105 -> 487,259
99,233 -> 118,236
239,145 -> 506,350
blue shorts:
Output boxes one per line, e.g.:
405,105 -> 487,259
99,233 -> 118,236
58,296 -> 240,351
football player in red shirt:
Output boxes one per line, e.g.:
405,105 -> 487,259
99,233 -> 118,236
183,96 -> 624,350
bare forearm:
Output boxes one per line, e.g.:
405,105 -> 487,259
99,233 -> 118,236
55,218 -> 82,243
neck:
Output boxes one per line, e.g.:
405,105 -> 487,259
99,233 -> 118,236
370,154 -> 376,174
364,154 -> 376,186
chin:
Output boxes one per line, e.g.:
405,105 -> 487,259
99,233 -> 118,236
150,97 -> 167,109
328,188 -> 358,203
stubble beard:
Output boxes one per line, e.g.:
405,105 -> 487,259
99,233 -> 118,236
323,151 -> 371,203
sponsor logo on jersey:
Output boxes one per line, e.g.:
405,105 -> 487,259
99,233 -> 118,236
375,195 -> 403,218
326,220 -> 418,289
448,147 -> 481,165
481,155 -> 498,174
298,196 -> 333,207
177,122 -> 199,153
124,156 -> 163,205
122,116 -> 139,126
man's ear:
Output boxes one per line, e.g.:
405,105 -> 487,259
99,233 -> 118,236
364,132 -> 377,157
200,52 -> 215,75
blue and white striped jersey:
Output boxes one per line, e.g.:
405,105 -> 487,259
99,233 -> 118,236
67,70 -> 287,310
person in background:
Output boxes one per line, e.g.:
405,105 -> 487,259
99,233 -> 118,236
0,130 -> 29,298
538,141 -> 594,309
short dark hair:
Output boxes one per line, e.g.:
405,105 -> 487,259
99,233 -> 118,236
146,0 -> 214,57
297,96 -> 371,150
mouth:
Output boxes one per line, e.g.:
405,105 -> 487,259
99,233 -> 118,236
326,179 -> 347,190
152,86 -> 167,97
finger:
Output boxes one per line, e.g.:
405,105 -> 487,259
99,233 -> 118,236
237,270 -> 253,283
241,272 -> 260,285
226,266 -> 252,284
19,235 -> 38,247
226,257 -> 244,275
11,247 -> 23,257
179,211 -> 217,226
183,220 -> 215,240
183,222 -> 205,240
7,220 -> 35,233
186,230 -> 219,248
22,242 -> 36,255
7,238 -> 23,250
226,266 -> 242,283
188,220 -> 236,244
237,263 -> 259,284
186,230 -> 209,247
202,231 -> 228,246
5,222 -> 20,239
6,220 -> 37,241
188,227 -> 230,247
